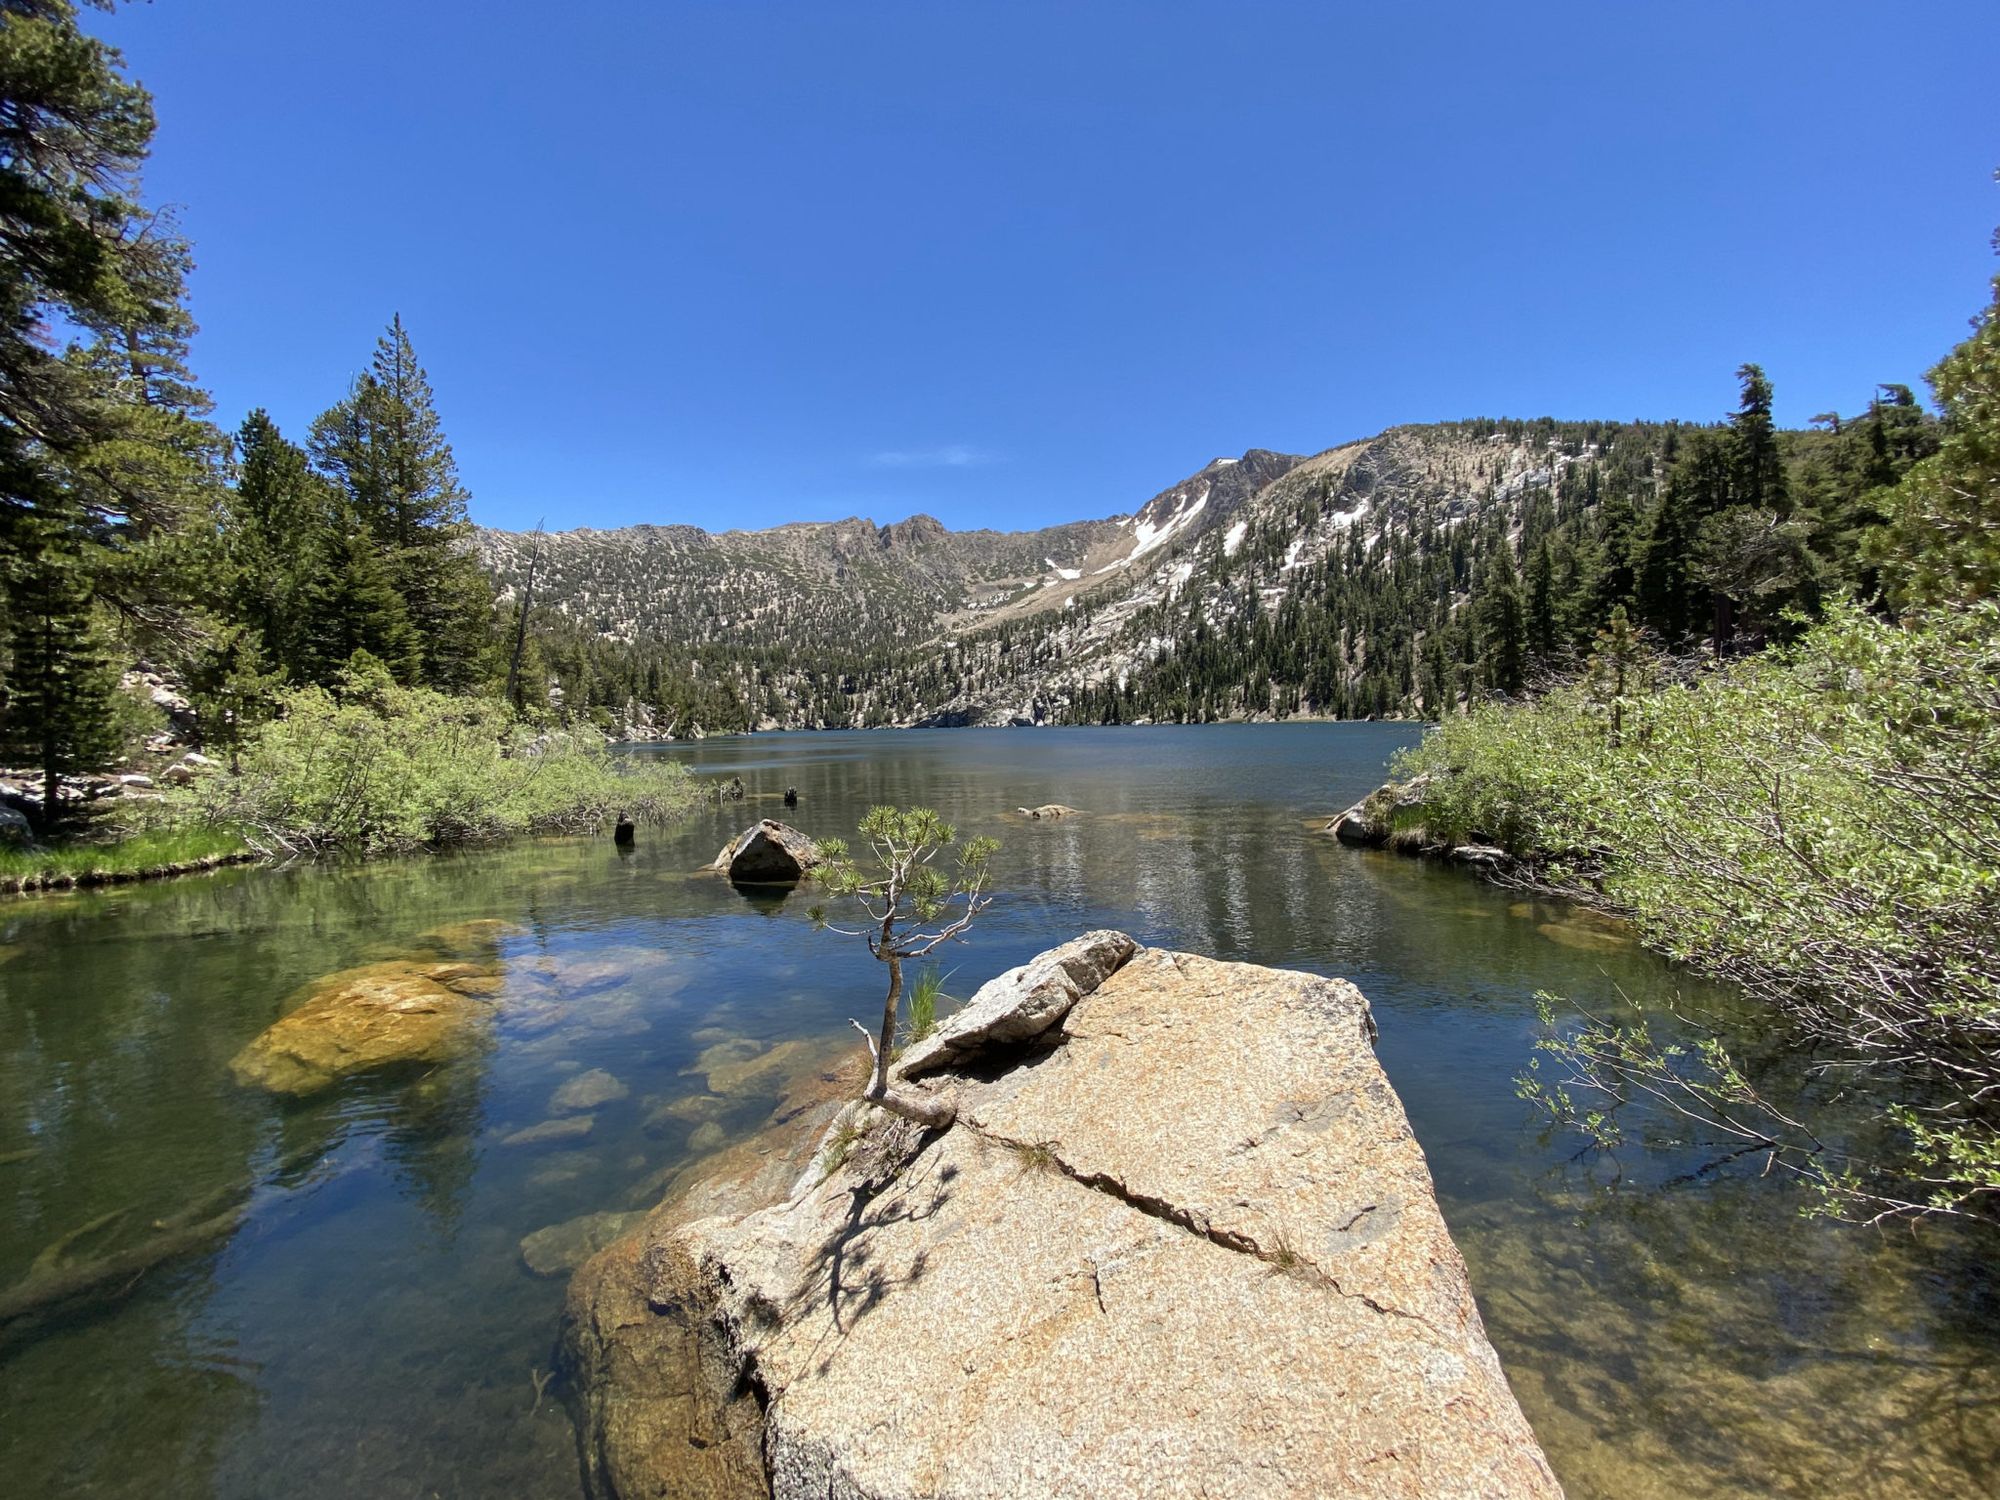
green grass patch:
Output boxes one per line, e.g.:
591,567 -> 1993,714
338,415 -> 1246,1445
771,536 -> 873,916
0,825 -> 251,892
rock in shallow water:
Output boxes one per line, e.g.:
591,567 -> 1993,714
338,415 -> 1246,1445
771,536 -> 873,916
714,819 -> 820,884
550,1068 -> 629,1114
501,1115 -> 596,1148
227,959 -> 503,1095
568,937 -> 1563,1499
520,1210 -> 644,1278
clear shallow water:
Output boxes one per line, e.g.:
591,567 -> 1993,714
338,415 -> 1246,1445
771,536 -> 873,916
0,725 -> 1993,1498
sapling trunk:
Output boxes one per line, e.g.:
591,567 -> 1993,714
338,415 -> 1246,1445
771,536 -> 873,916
874,949 -> 902,1098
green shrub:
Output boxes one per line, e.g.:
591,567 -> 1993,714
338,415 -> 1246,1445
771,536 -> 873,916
176,678 -> 698,856
1399,602 -> 2000,1219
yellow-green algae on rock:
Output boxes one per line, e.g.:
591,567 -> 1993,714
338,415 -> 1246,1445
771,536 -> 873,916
228,957 -> 505,1095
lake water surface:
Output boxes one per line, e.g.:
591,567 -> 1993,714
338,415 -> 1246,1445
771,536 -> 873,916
2,726 -> 1994,1497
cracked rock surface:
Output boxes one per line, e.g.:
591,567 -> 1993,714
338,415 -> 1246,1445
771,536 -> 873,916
570,938 -> 1563,1499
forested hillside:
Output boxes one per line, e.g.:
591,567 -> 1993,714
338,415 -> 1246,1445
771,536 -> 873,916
482,379 -> 1934,735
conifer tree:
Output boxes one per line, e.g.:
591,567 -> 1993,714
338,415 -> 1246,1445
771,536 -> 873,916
1869,233 -> 2000,611
0,522 -> 123,826
1729,362 -> 1787,515
309,317 -> 493,689
1476,549 -> 1528,695
1525,537 -> 1558,662
1,2 -> 220,780
220,410 -> 336,682
1581,605 -> 1650,748
1634,430 -> 1726,644
297,515 -> 422,685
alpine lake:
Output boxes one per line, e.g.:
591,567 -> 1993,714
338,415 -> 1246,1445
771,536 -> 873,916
2,726 -> 1995,1498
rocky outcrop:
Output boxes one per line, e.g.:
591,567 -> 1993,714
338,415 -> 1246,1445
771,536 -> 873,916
228,958 -> 504,1095
1327,777 -> 1426,849
1326,776 -> 1518,875
714,820 -> 821,884
567,938 -> 1561,1499
893,928 -> 1135,1079
563,1054 -> 861,1500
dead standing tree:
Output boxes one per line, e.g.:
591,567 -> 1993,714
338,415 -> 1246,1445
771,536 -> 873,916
811,806 -> 998,1128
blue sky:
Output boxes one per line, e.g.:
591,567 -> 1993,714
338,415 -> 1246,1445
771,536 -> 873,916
101,1 -> 1998,534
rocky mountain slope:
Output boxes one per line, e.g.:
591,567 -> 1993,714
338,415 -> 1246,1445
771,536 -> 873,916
477,420 -> 1675,733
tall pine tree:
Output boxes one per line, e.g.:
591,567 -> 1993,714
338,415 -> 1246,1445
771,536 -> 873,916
309,317 -> 492,689
0,521 -> 122,826
1,2 -> 219,794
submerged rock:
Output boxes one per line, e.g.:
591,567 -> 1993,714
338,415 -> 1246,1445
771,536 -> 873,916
415,918 -> 524,955
521,1210 -> 644,1278
645,1092 -> 728,1133
693,1037 -> 820,1096
713,819 -> 820,885
687,1122 -> 727,1153
550,1068 -> 629,1115
227,959 -> 504,1095
568,937 -> 1562,1499
501,1115 -> 596,1148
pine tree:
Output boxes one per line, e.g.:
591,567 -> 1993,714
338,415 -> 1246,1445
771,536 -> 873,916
1,0 -> 158,544
1476,549 -> 1528,695
1633,430 -> 1726,644
1,1 -> 221,762
1525,537 -> 1558,662
183,621 -> 284,772
1581,605 -> 1650,748
221,410 -> 338,682
309,317 -> 493,689
1869,236 -> 2000,611
1729,363 -> 1787,515
0,523 -> 123,827
296,513 -> 422,684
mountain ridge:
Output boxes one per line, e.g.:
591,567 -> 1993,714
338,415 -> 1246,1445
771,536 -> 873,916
479,400 -> 1903,736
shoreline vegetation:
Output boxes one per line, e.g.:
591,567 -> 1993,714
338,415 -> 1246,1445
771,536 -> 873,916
3,664 -> 703,895
0,827 -> 257,895
1371,235 -> 2000,1221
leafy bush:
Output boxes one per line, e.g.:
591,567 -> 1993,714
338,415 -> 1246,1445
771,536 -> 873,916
1398,603 -> 2000,1219
176,673 -> 698,856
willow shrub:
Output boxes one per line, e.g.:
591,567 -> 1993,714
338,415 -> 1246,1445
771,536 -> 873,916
178,680 -> 698,856
1397,603 -> 2000,1219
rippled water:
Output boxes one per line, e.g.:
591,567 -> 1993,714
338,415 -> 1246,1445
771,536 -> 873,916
1,726 -> 1994,1497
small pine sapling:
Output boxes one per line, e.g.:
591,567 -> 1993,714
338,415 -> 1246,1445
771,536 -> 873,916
811,806 -> 997,1127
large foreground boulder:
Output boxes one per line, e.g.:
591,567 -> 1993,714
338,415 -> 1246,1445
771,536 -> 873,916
714,820 -> 820,884
566,938 -> 1562,1499
228,958 -> 504,1095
